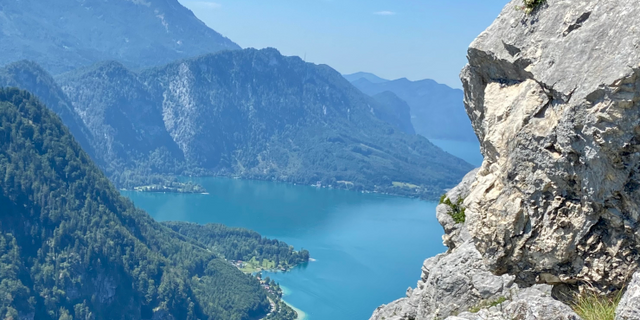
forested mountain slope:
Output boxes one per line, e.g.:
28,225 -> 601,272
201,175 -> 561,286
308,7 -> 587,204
164,222 -> 310,271
0,0 -> 240,74
57,48 -> 472,198
0,61 -> 96,162
0,88 -> 295,320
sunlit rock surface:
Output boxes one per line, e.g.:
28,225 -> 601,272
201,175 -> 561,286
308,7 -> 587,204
371,0 -> 640,318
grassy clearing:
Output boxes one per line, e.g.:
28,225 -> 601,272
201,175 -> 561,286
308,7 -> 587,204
392,181 -> 420,189
571,291 -> 622,320
238,257 -> 278,273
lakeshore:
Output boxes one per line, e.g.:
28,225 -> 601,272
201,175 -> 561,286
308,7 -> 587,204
281,286 -> 307,320
122,176 -> 446,320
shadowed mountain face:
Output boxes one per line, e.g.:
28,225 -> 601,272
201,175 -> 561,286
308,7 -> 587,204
53,48 -> 472,198
58,61 -> 186,181
0,88 -> 275,320
348,75 -> 477,142
0,61 -> 96,161
0,0 -> 240,74
371,91 -> 415,135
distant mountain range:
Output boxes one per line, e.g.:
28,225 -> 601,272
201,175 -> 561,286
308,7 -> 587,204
370,91 -> 415,135
343,72 -> 389,84
0,0 -> 473,198
0,49 -> 472,198
344,73 -> 477,142
0,0 -> 240,74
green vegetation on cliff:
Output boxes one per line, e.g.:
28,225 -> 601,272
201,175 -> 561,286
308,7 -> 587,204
522,0 -> 546,13
439,195 -> 466,224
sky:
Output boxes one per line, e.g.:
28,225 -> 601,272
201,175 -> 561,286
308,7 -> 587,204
178,0 -> 509,89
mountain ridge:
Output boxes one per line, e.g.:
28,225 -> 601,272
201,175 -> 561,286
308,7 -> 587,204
51,48 -> 472,198
0,0 -> 241,74
343,72 -> 389,84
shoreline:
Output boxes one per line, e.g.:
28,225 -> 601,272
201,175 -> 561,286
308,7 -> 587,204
283,300 -> 307,320
280,286 -> 307,320
185,174 -> 437,200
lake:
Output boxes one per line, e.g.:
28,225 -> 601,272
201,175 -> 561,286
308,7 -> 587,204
122,178 -> 448,320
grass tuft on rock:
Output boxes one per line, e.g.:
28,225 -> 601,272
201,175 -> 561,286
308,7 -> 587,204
439,195 -> 466,224
469,296 -> 508,313
571,291 -> 621,320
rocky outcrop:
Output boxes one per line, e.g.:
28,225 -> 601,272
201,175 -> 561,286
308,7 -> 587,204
616,271 -> 640,320
371,170 -> 534,320
449,285 -> 580,320
370,168 -> 582,320
372,0 -> 640,318
462,0 -> 640,292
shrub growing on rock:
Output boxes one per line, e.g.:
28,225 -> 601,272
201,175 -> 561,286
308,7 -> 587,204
521,0 -> 546,13
439,195 -> 466,224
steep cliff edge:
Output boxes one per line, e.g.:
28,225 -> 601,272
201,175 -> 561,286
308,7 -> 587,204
462,0 -> 640,292
370,0 -> 640,319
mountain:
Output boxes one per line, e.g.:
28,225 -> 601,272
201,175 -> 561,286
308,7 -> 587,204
0,61 -> 198,189
57,60 -> 188,186
370,91 -> 415,135
0,87 -> 297,320
56,48 -> 473,198
0,0 -> 240,74
0,61 -> 96,161
349,76 -> 477,142
343,72 -> 389,84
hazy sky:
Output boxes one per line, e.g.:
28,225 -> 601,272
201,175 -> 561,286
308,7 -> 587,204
178,0 -> 509,88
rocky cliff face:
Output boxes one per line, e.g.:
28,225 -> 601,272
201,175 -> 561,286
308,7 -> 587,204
371,0 -> 640,318
462,0 -> 640,292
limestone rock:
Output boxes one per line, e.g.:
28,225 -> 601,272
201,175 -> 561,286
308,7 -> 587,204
616,271 -> 640,320
371,0 -> 640,318
371,170 -> 522,320
450,285 -> 581,320
437,169 -> 479,250
461,0 -> 640,291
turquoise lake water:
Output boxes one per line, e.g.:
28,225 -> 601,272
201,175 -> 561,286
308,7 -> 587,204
122,178 -> 446,320
121,139 -> 484,320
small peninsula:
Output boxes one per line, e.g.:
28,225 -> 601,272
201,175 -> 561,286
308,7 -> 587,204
133,181 -> 208,194
163,222 -> 310,273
